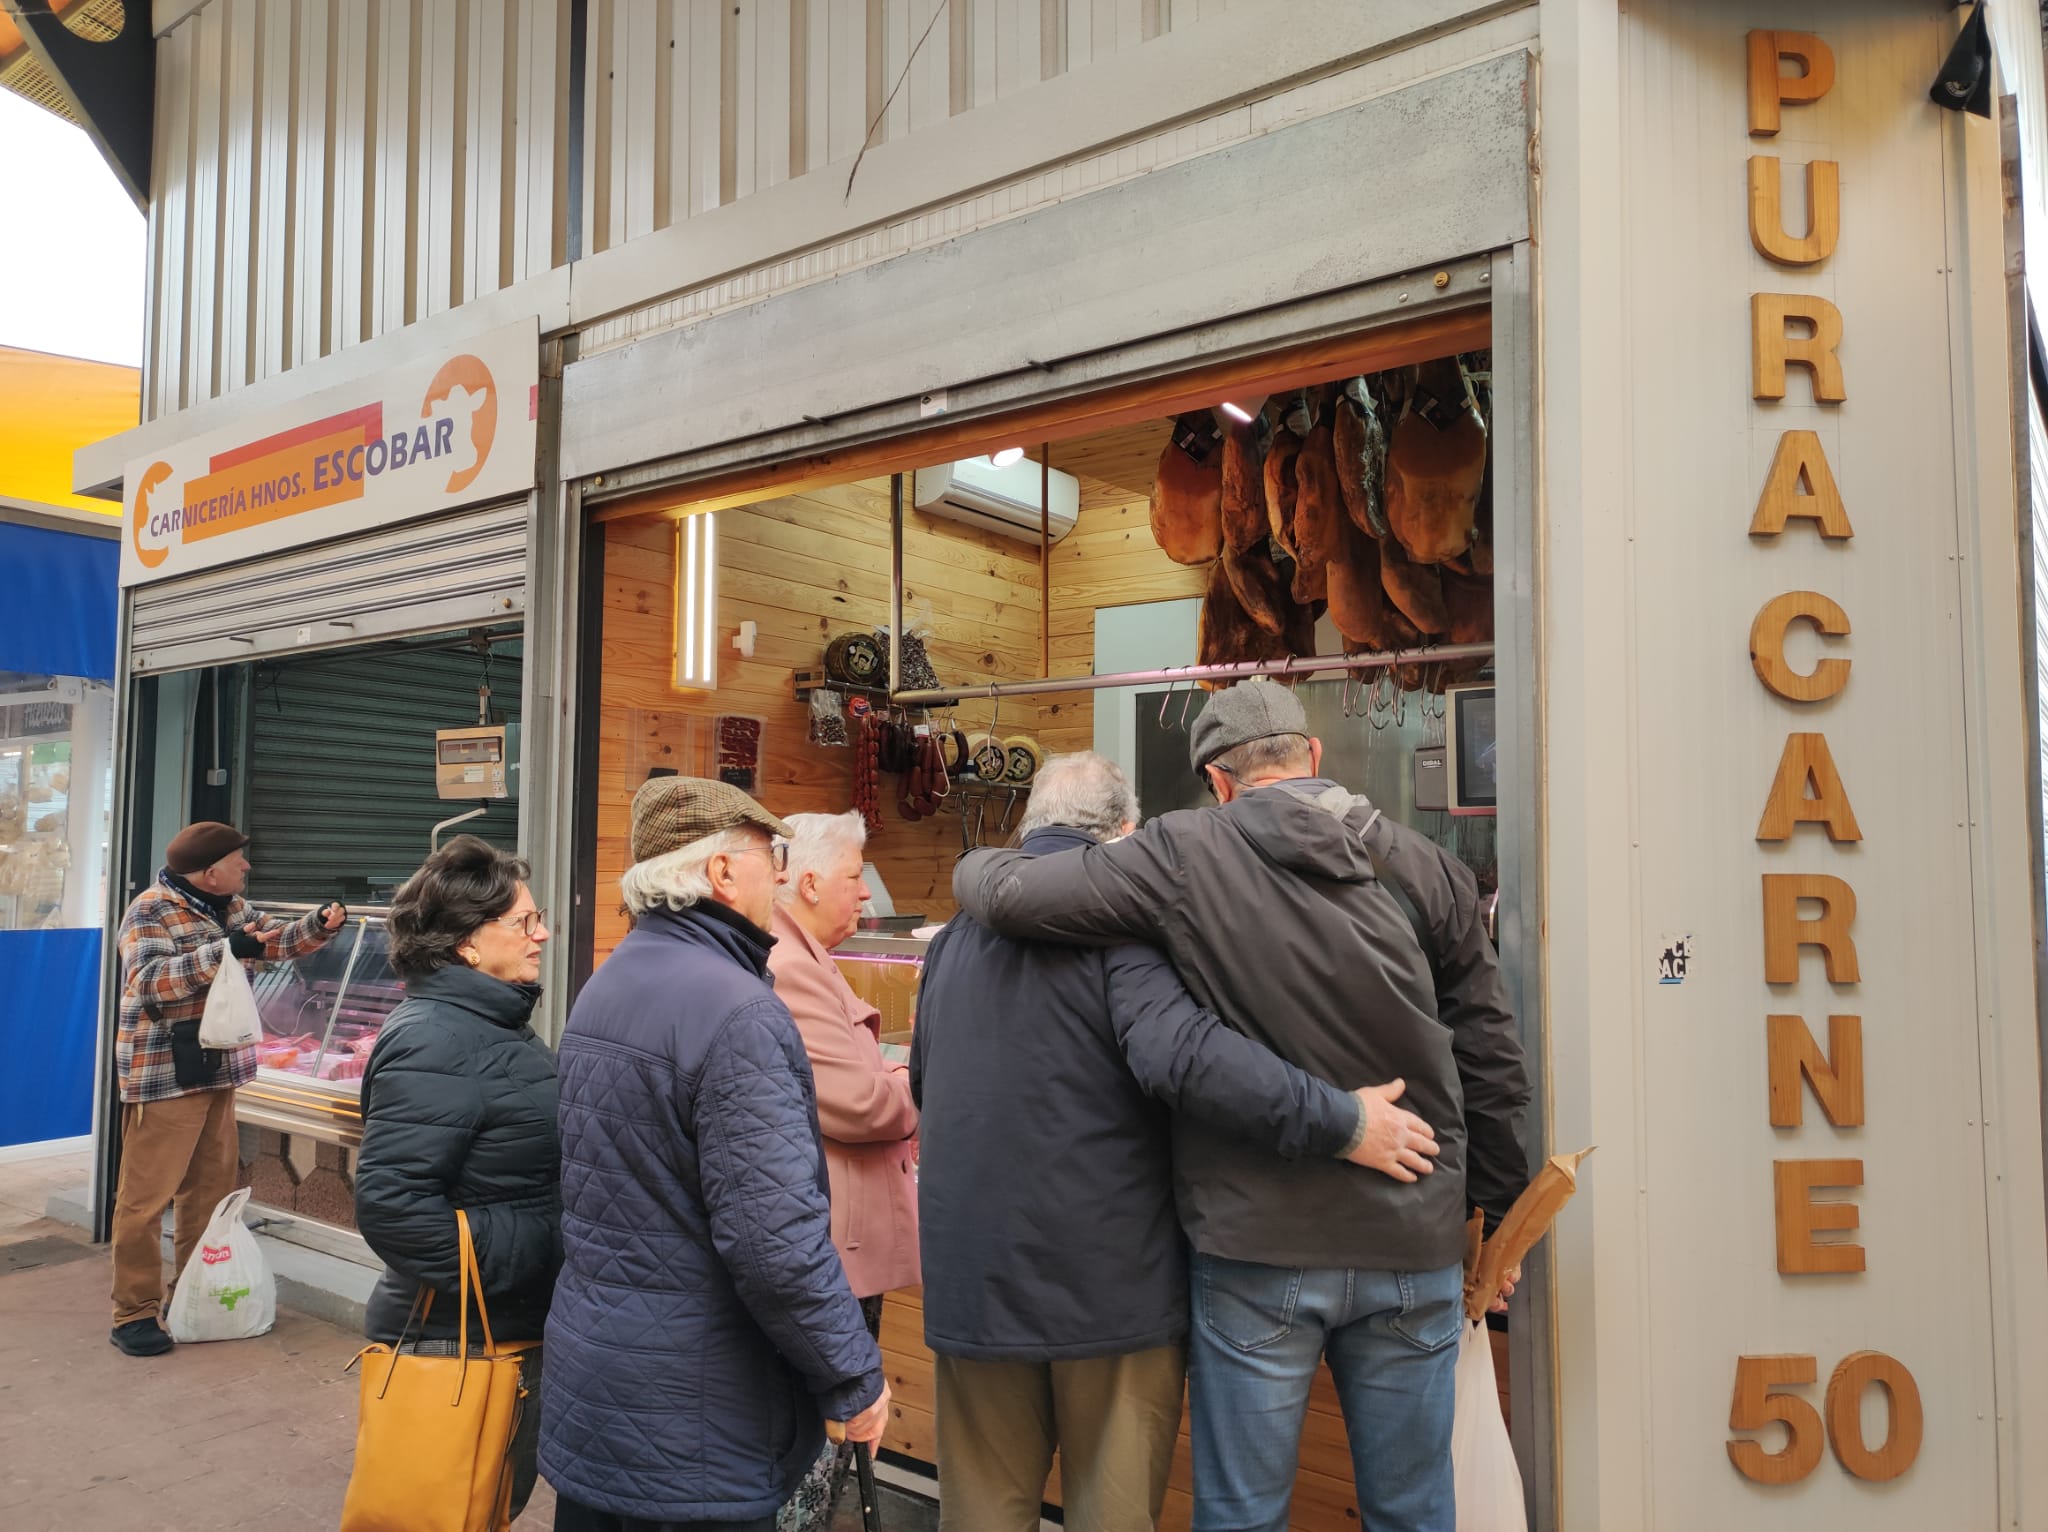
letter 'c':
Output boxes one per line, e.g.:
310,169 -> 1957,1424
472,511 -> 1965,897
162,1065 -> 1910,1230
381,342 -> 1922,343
1751,591 -> 1850,703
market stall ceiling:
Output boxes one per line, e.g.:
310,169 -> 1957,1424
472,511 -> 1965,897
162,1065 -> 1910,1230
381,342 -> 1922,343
1052,419 -> 1175,511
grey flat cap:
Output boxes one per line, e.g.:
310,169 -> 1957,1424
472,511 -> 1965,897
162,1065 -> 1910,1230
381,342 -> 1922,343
1188,678 -> 1310,777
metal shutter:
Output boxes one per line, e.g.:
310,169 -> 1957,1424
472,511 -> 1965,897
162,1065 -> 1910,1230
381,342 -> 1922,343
130,499 -> 528,675
244,640 -> 523,905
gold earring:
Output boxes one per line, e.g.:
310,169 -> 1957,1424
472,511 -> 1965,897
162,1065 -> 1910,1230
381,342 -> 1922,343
461,949 -> 480,967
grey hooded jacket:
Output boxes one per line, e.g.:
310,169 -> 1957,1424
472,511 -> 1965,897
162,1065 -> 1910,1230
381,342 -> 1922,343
953,781 -> 1530,1272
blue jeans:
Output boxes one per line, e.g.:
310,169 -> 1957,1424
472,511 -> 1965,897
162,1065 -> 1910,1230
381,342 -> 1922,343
1187,1253 -> 1461,1532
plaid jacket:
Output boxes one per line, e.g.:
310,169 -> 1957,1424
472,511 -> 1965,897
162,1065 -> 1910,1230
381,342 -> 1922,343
116,874 -> 339,1104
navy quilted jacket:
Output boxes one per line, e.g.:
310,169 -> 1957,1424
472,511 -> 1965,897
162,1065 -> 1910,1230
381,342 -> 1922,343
538,900 -> 885,1522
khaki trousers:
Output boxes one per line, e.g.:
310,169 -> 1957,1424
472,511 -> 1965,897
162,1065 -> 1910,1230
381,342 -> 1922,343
933,1344 -> 1186,1532
110,1089 -> 241,1323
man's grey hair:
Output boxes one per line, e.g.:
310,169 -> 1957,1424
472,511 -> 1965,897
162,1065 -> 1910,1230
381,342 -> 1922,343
1209,732 -> 1313,782
619,828 -> 758,915
1018,752 -> 1141,841
777,810 -> 867,905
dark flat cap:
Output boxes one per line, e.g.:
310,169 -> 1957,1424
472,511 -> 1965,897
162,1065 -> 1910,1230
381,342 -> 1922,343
1188,678 -> 1310,777
165,821 -> 250,875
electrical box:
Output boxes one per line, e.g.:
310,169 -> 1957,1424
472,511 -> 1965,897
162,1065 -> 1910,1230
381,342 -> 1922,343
435,724 -> 519,800
1413,745 -> 1448,812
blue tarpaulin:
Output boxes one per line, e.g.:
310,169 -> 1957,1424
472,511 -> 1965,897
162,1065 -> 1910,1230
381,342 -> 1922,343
0,929 -> 99,1147
0,518 -> 119,683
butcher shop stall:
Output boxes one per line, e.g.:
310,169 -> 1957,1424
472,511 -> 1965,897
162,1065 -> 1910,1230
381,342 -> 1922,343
578,289 -> 1532,1527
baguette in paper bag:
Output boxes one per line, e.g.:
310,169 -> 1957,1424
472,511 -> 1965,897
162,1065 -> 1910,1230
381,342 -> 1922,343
1464,1146 -> 1595,1321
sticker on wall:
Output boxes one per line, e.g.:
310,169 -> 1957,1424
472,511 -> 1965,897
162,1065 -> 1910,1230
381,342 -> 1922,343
716,715 -> 764,795
1656,933 -> 1695,986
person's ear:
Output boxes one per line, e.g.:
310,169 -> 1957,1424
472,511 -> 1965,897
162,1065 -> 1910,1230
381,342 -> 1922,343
1308,737 -> 1323,774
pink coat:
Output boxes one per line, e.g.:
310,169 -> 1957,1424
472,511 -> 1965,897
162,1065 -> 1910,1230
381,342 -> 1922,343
767,906 -> 921,1298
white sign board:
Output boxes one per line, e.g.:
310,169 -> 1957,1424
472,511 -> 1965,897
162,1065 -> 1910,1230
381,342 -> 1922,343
120,319 -> 539,586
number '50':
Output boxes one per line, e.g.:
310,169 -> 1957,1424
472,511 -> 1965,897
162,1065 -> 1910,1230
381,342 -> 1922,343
1727,1352 -> 1923,1484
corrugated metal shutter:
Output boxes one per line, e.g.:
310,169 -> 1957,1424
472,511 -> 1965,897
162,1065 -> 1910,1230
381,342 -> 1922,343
245,639 -> 522,905
131,499 -> 528,674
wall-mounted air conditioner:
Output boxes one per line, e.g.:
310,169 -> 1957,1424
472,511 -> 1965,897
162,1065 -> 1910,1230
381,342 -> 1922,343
912,456 -> 1080,545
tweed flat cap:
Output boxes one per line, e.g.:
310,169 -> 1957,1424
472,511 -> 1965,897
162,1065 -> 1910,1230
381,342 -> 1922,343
1188,678 -> 1311,777
629,775 -> 791,864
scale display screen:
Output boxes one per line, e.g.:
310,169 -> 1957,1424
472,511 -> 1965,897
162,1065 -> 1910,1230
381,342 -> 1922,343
437,736 -> 503,765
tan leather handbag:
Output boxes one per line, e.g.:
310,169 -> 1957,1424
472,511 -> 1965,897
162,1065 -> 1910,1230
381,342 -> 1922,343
340,1211 -> 537,1532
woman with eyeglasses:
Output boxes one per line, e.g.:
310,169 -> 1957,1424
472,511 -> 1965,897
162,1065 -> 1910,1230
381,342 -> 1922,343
353,835 -> 561,1522
765,811 -> 920,1532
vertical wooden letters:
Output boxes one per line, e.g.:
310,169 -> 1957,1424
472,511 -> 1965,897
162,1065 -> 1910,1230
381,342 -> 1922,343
1767,1013 -> 1865,1128
1727,22 -> 1922,1491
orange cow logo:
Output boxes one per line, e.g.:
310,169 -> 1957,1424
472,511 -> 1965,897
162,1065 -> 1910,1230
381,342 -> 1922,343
420,355 -> 497,495
132,461 -> 175,569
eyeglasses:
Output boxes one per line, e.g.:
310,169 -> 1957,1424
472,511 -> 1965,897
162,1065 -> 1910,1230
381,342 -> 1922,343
492,908 -> 549,938
1202,762 -> 1239,800
729,840 -> 790,873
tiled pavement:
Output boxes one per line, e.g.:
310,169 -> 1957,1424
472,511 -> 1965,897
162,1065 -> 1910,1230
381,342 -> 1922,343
0,1152 -> 921,1532
0,1149 -> 544,1532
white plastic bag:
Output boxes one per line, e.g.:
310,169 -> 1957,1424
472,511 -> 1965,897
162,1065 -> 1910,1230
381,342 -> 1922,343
199,950 -> 262,1049
1452,1319 -> 1526,1531
166,1188 -> 276,1343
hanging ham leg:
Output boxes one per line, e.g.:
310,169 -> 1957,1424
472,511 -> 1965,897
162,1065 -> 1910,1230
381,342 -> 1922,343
1290,419 -> 1346,606
1222,537 -> 1292,636
1220,420 -> 1268,554
1385,359 -> 1486,565
1148,418 -> 1225,565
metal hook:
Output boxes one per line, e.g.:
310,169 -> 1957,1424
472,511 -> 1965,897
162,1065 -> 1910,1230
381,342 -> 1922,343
1178,681 -> 1199,730
1158,673 -> 1179,728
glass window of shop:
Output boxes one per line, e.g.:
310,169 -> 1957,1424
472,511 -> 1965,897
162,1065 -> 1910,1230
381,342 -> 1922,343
0,675 -> 116,1150
126,627 -> 522,1095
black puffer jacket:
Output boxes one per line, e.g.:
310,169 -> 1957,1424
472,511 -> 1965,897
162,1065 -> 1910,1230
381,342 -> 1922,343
354,965 -> 561,1344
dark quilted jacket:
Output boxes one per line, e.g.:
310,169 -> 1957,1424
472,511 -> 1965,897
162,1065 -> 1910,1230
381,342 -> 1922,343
354,965 -> 561,1344
538,901 -> 885,1522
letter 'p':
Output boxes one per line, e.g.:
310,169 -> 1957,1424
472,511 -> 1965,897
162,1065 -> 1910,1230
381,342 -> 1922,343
1749,30 -> 1836,137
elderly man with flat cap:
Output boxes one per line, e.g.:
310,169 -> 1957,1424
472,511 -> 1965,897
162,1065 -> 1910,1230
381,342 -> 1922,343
109,821 -> 346,1357
954,680 -> 1531,1532
541,777 -> 888,1532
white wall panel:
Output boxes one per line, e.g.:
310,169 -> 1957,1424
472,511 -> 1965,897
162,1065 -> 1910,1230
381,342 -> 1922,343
1572,1 -> 2048,1524
144,0 -> 572,420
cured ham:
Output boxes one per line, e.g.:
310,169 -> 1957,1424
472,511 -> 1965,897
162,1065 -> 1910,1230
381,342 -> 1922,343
1290,419 -> 1346,606
1222,537 -> 1293,637
1379,536 -> 1451,635
1385,359 -> 1486,565
1148,418 -> 1225,565
1219,419 -> 1268,553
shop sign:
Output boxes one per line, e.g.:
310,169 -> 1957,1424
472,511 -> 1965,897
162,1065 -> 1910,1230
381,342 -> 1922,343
1730,27 -> 1918,1491
119,319 -> 539,586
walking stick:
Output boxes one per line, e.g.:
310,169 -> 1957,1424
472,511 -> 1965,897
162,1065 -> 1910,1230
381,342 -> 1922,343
825,1419 -> 882,1532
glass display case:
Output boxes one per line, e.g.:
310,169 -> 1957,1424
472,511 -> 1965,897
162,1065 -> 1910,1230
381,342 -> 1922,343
832,930 -> 928,1051
245,904 -> 406,1093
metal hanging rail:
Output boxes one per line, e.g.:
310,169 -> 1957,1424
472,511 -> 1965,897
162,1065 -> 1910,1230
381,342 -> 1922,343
888,642 -> 1495,708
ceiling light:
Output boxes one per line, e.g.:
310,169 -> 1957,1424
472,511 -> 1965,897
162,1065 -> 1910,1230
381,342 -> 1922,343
1219,401 -> 1255,424
990,446 -> 1026,468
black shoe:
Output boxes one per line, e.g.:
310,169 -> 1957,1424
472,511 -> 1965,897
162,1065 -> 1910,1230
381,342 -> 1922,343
110,1318 -> 174,1357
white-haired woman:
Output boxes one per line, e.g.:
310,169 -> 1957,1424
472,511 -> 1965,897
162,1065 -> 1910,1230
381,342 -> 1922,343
766,810 -> 918,1532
